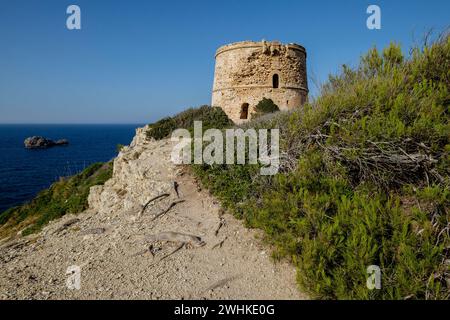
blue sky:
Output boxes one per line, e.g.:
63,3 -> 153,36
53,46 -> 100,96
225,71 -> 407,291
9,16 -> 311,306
0,0 -> 448,124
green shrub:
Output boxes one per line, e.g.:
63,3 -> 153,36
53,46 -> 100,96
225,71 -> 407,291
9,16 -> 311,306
146,117 -> 176,140
0,162 -> 113,238
146,105 -> 233,140
253,98 -> 280,118
116,144 -> 125,153
191,35 -> 450,299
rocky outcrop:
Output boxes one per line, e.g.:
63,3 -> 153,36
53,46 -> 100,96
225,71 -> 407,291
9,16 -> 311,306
24,136 -> 69,149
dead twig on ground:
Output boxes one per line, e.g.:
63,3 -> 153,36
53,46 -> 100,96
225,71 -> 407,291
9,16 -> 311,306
158,243 -> 185,262
140,193 -> 170,216
173,181 -> 180,198
211,237 -> 227,250
131,247 -> 151,257
54,218 -> 80,234
144,231 -> 206,265
151,200 -> 185,221
145,231 -> 205,247
204,275 -> 240,292
80,227 -> 106,236
214,218 -> 225,236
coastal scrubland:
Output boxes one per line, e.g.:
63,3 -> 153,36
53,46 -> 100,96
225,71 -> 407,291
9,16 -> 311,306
0,162 -> 112,239
178,36 -> 449,299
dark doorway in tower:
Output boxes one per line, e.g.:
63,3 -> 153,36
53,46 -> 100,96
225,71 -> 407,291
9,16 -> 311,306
240,103 -> 249,119
272,74 -> 279,88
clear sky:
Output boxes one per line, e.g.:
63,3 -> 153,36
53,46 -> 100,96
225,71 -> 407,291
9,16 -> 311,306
0,0 -> 448,124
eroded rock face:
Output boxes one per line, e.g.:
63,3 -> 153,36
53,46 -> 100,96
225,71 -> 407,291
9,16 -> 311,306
24,136 -> 69,149
87,125 -> 172,216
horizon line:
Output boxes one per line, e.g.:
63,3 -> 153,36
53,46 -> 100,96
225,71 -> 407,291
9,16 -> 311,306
0,123 -> 146,125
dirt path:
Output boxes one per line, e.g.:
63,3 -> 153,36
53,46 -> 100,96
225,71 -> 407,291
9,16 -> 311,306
0,127 -> 305,300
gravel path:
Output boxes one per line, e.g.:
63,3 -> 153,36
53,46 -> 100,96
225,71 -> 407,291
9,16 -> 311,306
0,128 -> 305,300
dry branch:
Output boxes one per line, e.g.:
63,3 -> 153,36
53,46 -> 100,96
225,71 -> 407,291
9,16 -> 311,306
214,218 -> 225,236
158,243 -> 185,262
150,200 -> 185,221
204,275 -> 240,292
54,218 -> 80,234
211,237 -> 227,250
297,126 -> 445,187
146,231 -> 205,247
80,227 -> 106,236
173,181 -> 180,198
140,193 -> 170,215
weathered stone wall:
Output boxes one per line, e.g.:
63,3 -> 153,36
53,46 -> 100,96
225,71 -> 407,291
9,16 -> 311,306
212,40 -> 308,123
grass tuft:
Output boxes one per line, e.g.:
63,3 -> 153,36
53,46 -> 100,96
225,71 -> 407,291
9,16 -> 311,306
0,162 -> 113,239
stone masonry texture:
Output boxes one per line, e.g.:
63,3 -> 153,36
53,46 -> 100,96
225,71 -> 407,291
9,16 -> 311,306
212,40 -> 308,123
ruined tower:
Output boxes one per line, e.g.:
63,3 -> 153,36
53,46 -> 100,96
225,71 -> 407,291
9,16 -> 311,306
212,40 -> 308,123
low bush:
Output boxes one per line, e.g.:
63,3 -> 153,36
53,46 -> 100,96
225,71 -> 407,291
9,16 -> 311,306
146,105 -> 232,140
253,98 -> 280,118
0,162 -> 113,238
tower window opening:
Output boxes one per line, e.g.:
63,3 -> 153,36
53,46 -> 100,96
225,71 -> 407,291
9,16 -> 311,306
272,74 -> 279,88
240,103 -> 249,119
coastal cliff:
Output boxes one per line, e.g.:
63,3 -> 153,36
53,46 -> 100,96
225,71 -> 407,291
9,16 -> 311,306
0,125 -> 303,299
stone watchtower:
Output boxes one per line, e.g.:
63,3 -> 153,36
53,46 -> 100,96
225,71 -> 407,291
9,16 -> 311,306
212,40 -> 308,123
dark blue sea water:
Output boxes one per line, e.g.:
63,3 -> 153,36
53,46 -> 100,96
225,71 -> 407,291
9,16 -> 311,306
0,124 -> 141,213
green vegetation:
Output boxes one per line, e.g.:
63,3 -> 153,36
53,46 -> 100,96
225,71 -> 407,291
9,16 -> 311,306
253,98 -> 280,118
192,35 -> 450,299
2,35 -> 447,300
0,162 -> 113,239
146,105 -> 233,140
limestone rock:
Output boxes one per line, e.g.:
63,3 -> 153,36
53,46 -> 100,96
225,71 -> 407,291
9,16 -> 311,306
24,136 -> 69,149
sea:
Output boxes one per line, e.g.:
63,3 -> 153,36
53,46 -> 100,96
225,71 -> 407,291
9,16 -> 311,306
0,124 -> 141,213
